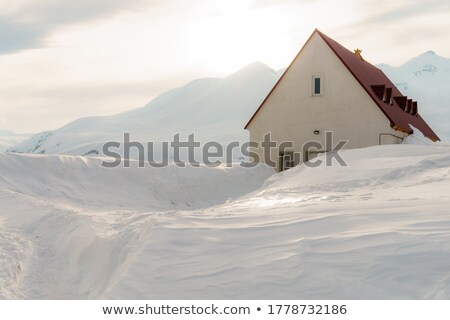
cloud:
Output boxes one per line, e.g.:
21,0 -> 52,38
330,0 -> 450,62
0,0 -> 158,54
253,0 -> 310,6
355,0 -> 450,26
20,0 -> 153,24
0,19 -> 46,54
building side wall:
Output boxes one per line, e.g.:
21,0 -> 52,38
247,33 -> 407,171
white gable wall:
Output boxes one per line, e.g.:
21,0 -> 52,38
247,32 -> 406,171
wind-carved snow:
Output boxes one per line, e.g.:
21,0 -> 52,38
0,223 -> 32,299
1,142 -> 450,299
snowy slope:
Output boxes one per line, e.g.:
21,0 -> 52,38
378,51 -> 450,141
10,63 -> 282,158
0,130 -> 31,153
1,142 -> 450,299
0,141 -> 12,153
0,154 -> 274,299
0,153 -> 272,212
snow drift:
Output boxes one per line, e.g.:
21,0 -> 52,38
1,143 -> 450,299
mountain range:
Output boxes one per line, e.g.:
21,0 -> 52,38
9,63 -> 283,159
6,51 -> 450,156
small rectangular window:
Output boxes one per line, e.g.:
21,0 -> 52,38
312,75 -> 323,96
314,78 -> 321,94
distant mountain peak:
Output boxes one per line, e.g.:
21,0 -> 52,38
410,50 -> 449,63
245,61 -> 272,69
224,62 -> 276,83
395,50 -> 450,75
232,61 -> 275,75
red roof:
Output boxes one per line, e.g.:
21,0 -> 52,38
245,29 -> 440,141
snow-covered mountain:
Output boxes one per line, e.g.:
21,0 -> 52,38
10,63 -> 283,158
9,51 -> 450,157
0,130 -> 32,153
378,51 -> 450,140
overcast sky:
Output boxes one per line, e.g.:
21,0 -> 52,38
1,0 -> 449,133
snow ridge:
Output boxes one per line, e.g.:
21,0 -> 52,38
2,144 -> 450,299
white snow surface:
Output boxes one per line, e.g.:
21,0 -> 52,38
1,143 -> 450,299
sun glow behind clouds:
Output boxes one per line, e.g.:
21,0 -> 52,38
182,0 -> 325,73
48,0 -> 312,78
179,0 -> 361,74
44,0 -> 448,76
184,2 -> 293,73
